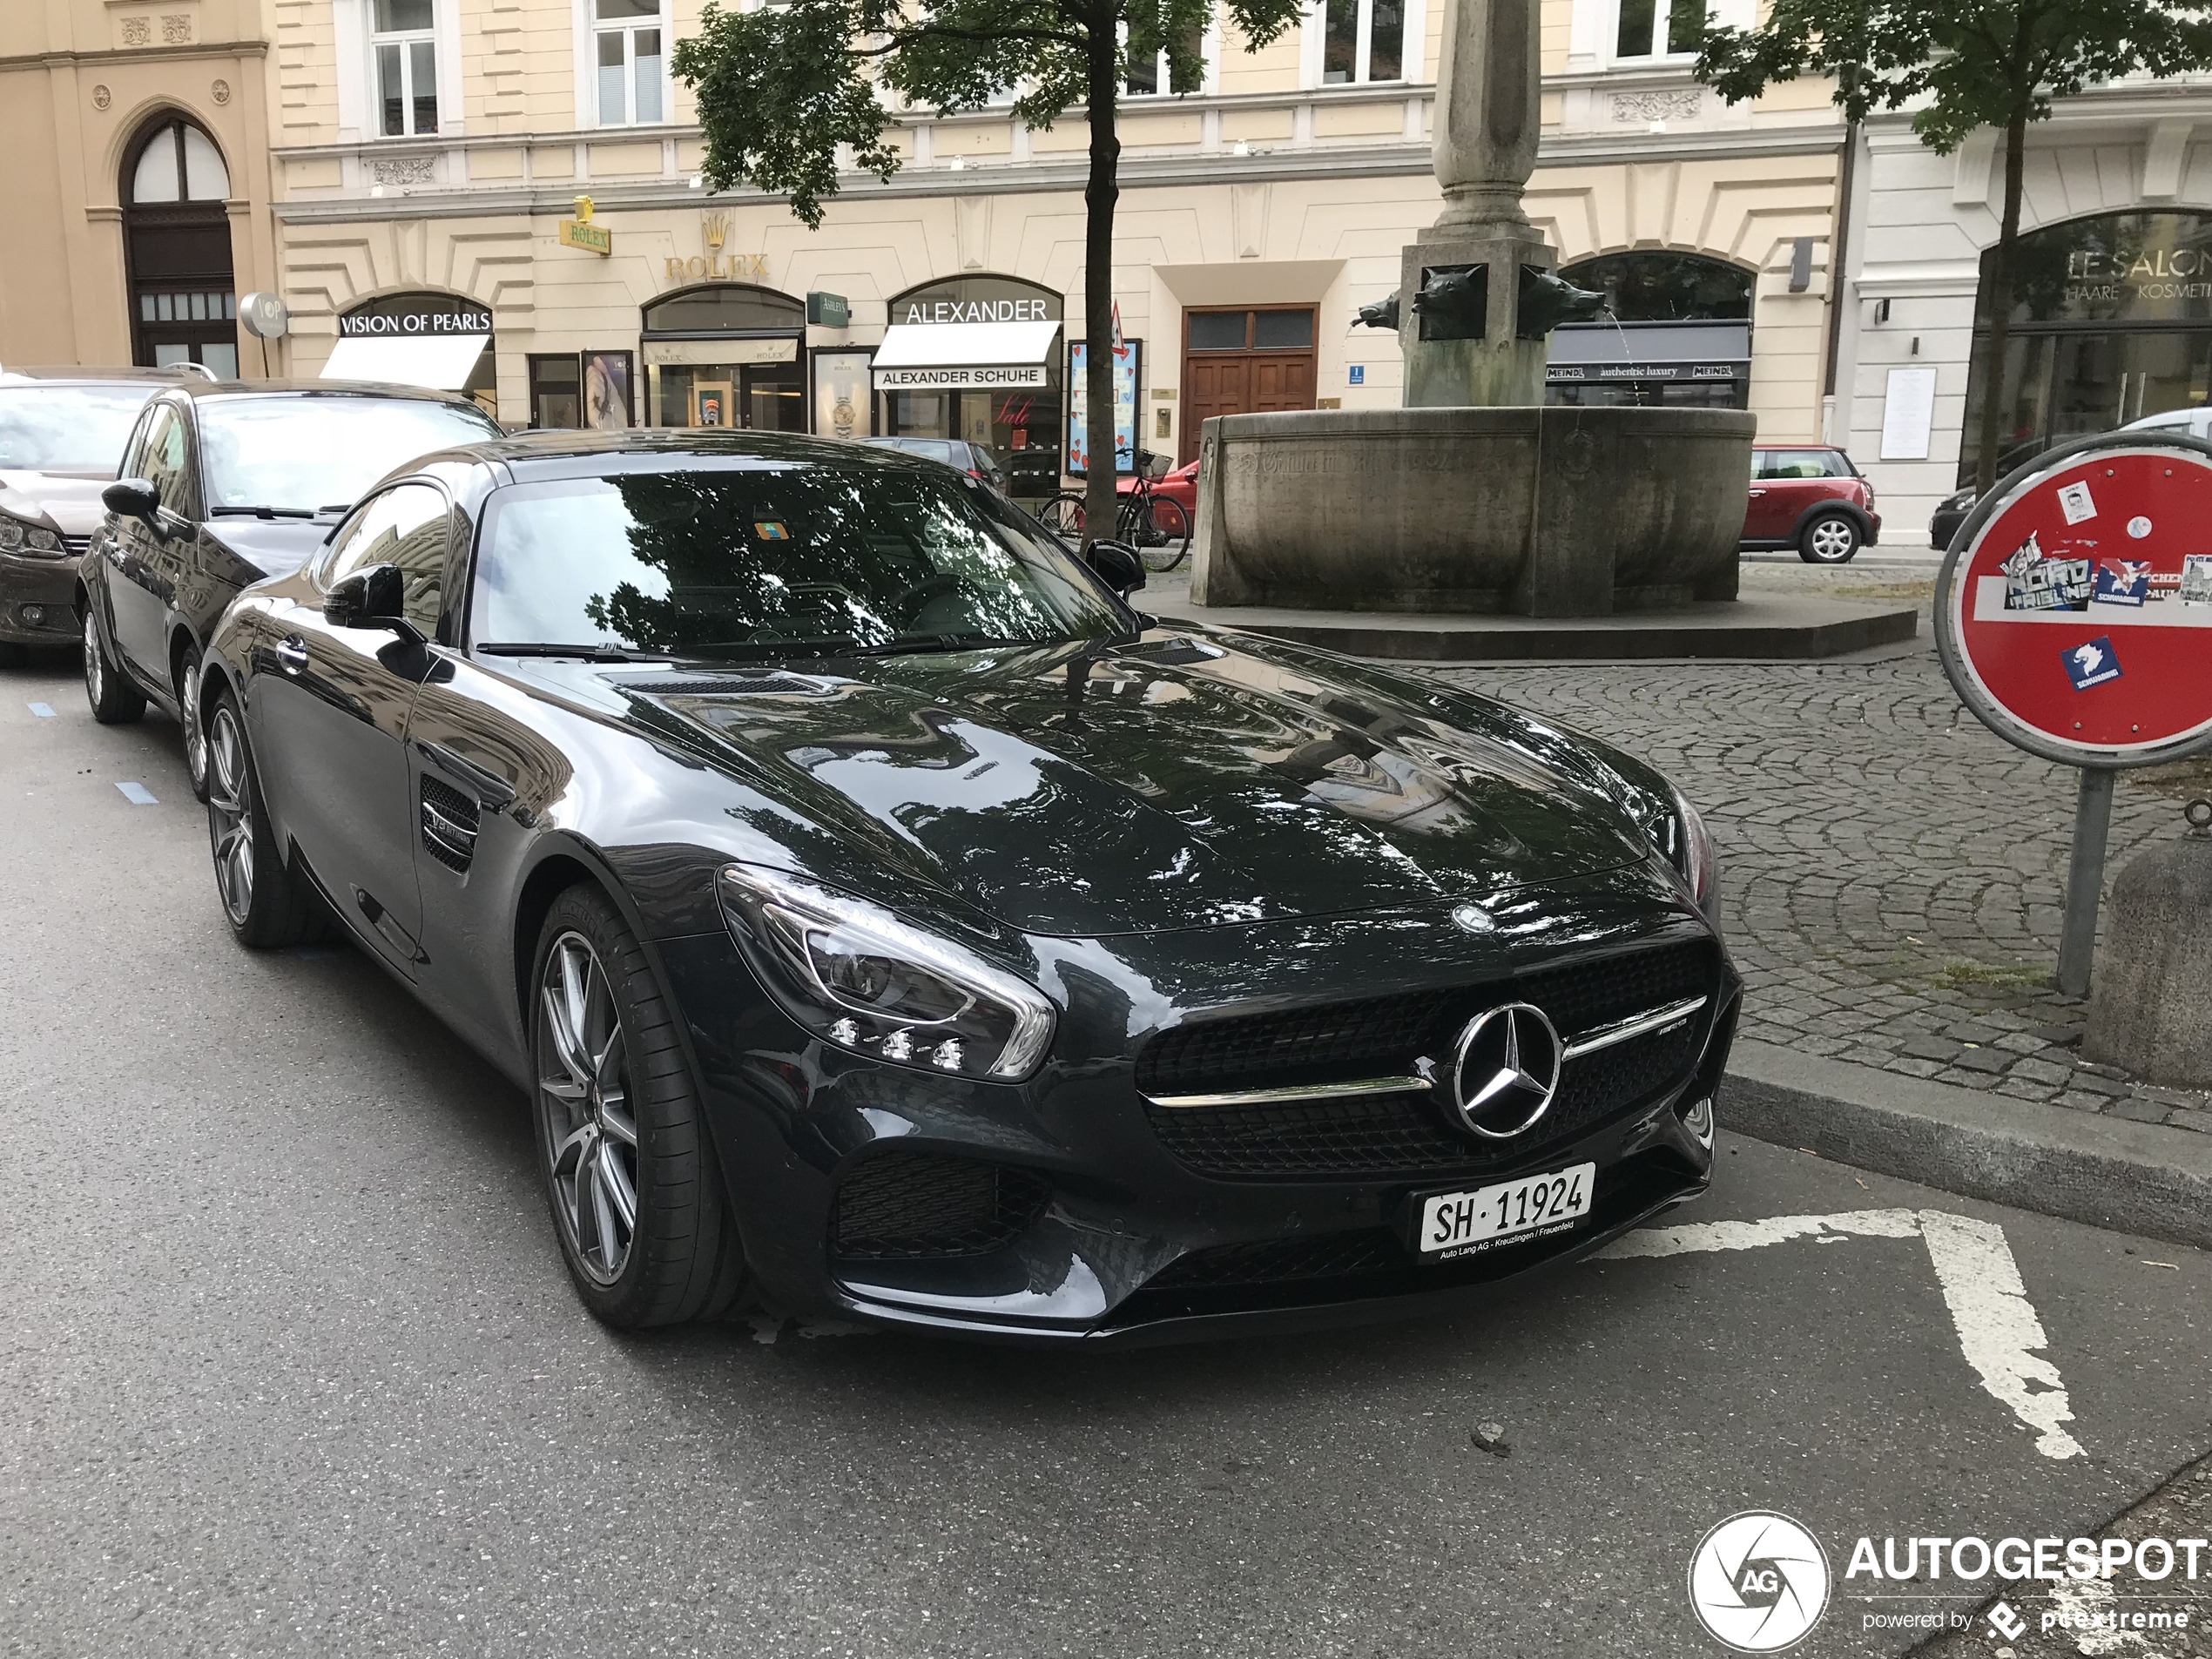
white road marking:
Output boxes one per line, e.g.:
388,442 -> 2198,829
115,781 -> 157,805
1598,1207 -> 2082,1460
27,702 -> 55,718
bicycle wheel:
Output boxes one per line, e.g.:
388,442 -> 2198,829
1141,497 -> 1191,571
1037,493 -> 1086,537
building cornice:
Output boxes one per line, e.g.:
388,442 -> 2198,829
273,124 -> 1841,225
1859,81 -> 2212,147
0,39 -> 268,72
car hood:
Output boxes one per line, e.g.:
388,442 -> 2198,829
0,470 -> 110,536
533,631 -> 1660,936
201,516 -> 333,583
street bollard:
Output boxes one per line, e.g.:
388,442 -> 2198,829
2080,798 -> 2212,1089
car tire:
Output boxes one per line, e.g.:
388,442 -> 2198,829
179,640 -> 210,802
530,884 -> 753,1330
204,688 -> 330,948
1798,511 -> 1862,564
83,607 -> 145,724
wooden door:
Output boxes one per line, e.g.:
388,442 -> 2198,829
1178,307 -> 1318,463
1184,354 -> 1251,463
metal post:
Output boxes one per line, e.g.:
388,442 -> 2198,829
2056,767 -> 2116,998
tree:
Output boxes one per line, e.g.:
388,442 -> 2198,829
674,0 -> 1305,538
1691,0 -> 2212,492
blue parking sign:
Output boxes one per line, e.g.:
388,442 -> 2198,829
1348,365 -> 1366,386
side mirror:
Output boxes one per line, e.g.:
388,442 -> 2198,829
1086,539 -> 1145,597
324,561 -> 422,642
103,478 -> 163,532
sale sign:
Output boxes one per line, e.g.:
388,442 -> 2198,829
1935,437 -> 2212,768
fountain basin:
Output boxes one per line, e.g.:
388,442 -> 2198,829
1188,405 -> 1757,617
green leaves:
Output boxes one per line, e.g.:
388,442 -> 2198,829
1690,0 -> 2212,152
674,0 -> 1305,224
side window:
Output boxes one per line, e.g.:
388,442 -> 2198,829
1822,451 -> 1855,478
138,405 -> 192,515
324,482 -> 449,633
1750,449 -> 1773,480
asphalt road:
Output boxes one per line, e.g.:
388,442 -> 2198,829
3,650 -> 2208,1659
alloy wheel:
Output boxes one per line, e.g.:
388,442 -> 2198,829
181,658 -> 206,790
206,705 -> 255,924
537,932 -> 640,1285
1808,517 -> 1857,562
83,612 -> 103,706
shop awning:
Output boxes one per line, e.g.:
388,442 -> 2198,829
871,319 -> 1062,370
321,333 -> 489,390
1545,321 -> 1750,383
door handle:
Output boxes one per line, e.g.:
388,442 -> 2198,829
1748,488 -> 1765,496
275,636 -> 307,675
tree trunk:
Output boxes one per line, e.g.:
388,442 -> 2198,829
1081,24 -> 1121,546
1973,110 -> 2029,496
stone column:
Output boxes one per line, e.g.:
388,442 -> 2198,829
1399,0 -> 1555,408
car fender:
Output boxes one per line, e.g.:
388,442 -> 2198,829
1790,498 -> 1875,544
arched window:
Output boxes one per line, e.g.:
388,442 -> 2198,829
123,116 -> 238,377
1547,252 -> 1754,410
1557,252 -> 1752,322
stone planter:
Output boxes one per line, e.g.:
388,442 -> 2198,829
1188,405 -> 1757,617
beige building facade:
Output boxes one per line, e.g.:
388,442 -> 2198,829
4,0 -> 1849,480
0,0 -> 280,374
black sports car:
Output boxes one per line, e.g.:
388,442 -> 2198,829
77,380 -> 501,797
198,431 -> 1737,1345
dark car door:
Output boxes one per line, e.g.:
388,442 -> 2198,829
106,399 -> 196,685
252,480 -> 448,975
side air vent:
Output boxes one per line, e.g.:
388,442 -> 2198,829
831,1150 -> 1051,1260
419,773 -> 479,873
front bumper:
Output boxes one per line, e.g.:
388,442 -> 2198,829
0,551 -> 81,644
657,880 -> 1739,1346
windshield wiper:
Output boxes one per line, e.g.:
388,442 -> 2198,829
476,643 -> 681,663
210,505 -> 317,519
837,634 -> 1044,658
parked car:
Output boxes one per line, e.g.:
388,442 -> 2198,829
0,367 -> 190,664
860,436 -> 1009,491
197,428 -> 1737,1344
1741,444 -> 1880,564
1118,454 -> 1198,517
78,379 -> 502,797
1929,408 -> 2211,550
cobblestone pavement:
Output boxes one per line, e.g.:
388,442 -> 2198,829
1420,568 -> 2212,1133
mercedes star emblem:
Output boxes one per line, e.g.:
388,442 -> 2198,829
1448,1002 -> 1563,1139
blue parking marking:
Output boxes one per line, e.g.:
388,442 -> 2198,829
116,781 -> 158,805
28,703 -> 55,717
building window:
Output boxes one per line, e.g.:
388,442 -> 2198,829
1324,0 -> 1405,83
595,0 -> 665,126
373,0 -> 440,136
1125,23 -> 1209,96
1613,0 -> 1703,60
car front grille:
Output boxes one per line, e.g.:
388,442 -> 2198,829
831,1150 -> 1052,1260
1138,940 -> 1716,1180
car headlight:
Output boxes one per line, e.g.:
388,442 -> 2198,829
718,864 -> 1056,1081
1647,786 -> 1717,916
0,514 -> 64,556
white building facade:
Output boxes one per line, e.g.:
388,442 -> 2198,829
1831,83 -> 2212,546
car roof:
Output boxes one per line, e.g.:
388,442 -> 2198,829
0,365 -> 204,387
2121,408 -> 2202,429
395,427 -> 977,482
153,378 -> 493,407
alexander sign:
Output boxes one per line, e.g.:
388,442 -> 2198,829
871,364 -> 1049,390
897,297 -> 1054,326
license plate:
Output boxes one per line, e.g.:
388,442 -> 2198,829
1416,1163 -> 1596,1260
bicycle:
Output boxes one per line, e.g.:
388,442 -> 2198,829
1038,449 -> 1192,571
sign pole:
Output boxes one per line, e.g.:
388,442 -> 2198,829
2055,767 -> 2115,998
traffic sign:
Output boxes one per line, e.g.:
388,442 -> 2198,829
1935,431 -> 2212,770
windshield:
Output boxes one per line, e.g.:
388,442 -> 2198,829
199,395 -> 501,511
0,384 -> 158,474
470,463 -> 1127,658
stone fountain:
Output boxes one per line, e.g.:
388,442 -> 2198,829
1186,0 -> 1755,617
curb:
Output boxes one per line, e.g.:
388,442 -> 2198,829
1722,1038 -> 2212,1251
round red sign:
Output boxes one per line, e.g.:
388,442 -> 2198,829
1935,433 -> 2212,767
